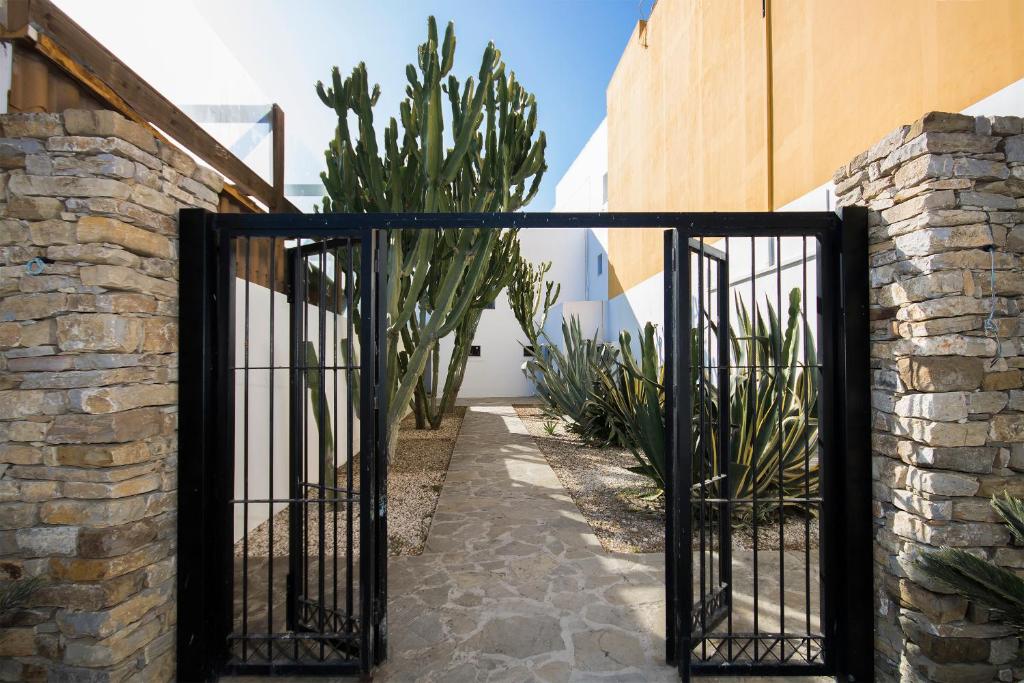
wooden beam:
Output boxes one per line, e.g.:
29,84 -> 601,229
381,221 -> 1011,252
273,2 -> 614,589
6,0 -> 297,213
271,103 -> 286,211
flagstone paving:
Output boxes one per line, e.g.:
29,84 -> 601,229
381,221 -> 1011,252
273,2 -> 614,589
379,404 -> 673,682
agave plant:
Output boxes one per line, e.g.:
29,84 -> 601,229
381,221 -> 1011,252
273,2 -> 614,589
526,316 -> 618,439
588,323 -> 666,488
919,494 -> 1024,630
582,289 -> 818,506
726,288 -> 820,503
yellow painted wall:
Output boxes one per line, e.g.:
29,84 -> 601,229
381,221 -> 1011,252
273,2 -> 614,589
607,0 -> 1024,297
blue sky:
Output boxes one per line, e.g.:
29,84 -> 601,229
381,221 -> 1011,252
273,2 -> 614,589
196,1 -> 642,210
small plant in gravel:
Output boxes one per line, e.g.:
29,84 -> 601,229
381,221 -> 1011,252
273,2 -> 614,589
542,419 -> 558,436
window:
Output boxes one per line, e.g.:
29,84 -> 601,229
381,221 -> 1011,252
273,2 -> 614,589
484,300 -> 496,310
767,238 -> 776,268
523,345 -> 535,357
597,253 -> 603,276
469,345 -> 482,357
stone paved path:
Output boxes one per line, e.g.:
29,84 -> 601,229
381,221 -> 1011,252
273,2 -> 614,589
379,404 -> 673,682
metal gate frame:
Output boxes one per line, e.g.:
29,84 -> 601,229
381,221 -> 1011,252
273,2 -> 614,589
177,208 -> 869,681
177,210 -> 388,680
665,207 -> 871,681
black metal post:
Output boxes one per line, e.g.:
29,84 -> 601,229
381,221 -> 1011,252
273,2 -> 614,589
836,206 -> 873,682
177,208 -> 218,682
287,245 -> 304,633
663,228 -> 676,665
676,228 -> 693,682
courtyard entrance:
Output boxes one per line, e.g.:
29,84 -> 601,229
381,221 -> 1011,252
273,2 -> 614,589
177,210 -> 871,681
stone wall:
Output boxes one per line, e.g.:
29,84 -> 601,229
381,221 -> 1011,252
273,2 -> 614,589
0,110 -> 220,682
835,112 -> 1024,682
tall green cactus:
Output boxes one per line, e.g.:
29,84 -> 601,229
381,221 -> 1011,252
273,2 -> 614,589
316,17 -> 547,450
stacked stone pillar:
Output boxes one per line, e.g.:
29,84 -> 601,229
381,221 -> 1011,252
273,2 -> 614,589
0,111 -> 220,681
835,112 -> 1024,682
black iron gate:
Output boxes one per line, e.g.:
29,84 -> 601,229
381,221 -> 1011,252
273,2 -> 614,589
664,208 -> 871,681
177,210 -> 388,680
178,209 -> 869,681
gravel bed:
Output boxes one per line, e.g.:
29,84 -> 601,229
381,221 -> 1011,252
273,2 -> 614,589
514,405 -> 818,554
236,407 -> 466,559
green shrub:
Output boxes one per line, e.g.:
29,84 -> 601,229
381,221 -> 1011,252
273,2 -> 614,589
919,494 -> 1024,630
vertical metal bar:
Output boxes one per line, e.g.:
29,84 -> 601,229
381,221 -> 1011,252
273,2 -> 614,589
176,208 -> 217,680
663,228 -> 677,665
718,241 -> 732,661
242,237 -> 251,660
776,234 -> 785,646
287,245 -> 303,633
215,221 -> 236,670
750,235 -> 759,662
802,235 -> 812,649
267,237 -> 277,647
345,237 -> 355,631
299,244 -> 307,651
816,227 -> 838,673
333,244 -> 341,629
676,227 -> 693,682
697,239 -> 707,661
359,229 -> 375,673
317,240 -> 328,660
374,228 -> 390,662
836,206 -> 871,681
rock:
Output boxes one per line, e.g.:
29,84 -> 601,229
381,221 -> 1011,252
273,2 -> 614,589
45,407 -> 163,444
55,442 -> 155,468
62,109 -> 158,154
8,174 -> 131,200
79,265 -> 176,299
57,314 -> 143,353
47,243 -> 141,268
76,216 -> 173,259
2,113 -> 63,138
893,416 -> 988,447
5,195 -> 64,220
988,415 -> 1024,442
898,357 -> 984,392
894,393 -> 969,422
67,385 -> 175,414
129,184 -> 177,216
15,526 -> 78,557
952,157 -> 1008,180
908,112 -> 977,137
905,465 -> 980,496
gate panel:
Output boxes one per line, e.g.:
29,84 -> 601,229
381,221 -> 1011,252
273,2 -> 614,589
665,210 -> 869,681
178,210 -> 387,679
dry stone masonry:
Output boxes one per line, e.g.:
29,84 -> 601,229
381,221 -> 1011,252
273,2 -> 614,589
835,111 -> 1024,682
0,110 -> 222,682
